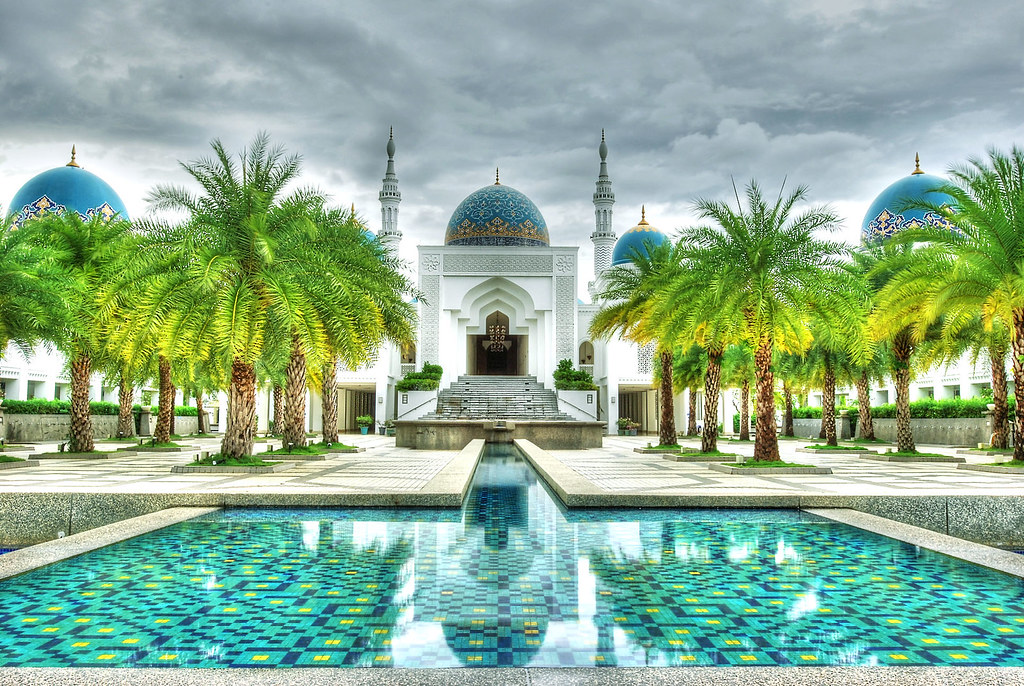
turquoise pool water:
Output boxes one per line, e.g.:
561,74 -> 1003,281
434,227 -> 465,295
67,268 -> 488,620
1,444 -> 1024,668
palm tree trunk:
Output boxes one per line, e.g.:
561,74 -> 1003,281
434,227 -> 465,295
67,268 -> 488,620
739,380 -> 750,441
658,349 -> 676,446
783,382 -> 794,437
117,370 -> 134,438
855,371 -> 876,441
196,393 -> 208,434
701,348 -> 723,453
69,353 -> 94,453
990,344 -> 1009,449
283,335 -> 307,449
272,385 -> 283,436
752,337 -> 780,462
155,356 -> 172,443
169,384 -> 177,437
687,386 -> 698,436
1012,310 -> 1024,461
893,332 -> 916,453
822,357 -> 837,446
222,358 -> 257,459
321,357 -> 339,444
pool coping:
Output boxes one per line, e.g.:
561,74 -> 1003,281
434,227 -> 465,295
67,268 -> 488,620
0,506 -> 220,581
806,507 -> 1024,579
0,665 -> 1023,685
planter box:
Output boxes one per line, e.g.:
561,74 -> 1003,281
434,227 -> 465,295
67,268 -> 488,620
795,447 -> 877,455
663,453 -> 737,462
634,447 -> 683,454
957,463 -> 1024,474
170,461 -> 296,474
33,451 -> 117,460
861,454 -> 965,463
708,463 -> 833,475
0,459 -> 39,470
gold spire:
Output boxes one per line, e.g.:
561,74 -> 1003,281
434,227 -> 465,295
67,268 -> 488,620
351,202 -> 356,214
638,205 -> 649,225
495,167 -> 500,185
66,145 -> 80,168
912,152 -> 924,175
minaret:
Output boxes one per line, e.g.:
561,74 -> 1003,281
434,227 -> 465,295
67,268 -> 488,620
378,127 -> 402,251
591,130 -> 616,279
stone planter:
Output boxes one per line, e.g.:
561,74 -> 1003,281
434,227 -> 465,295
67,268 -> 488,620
708,463 -> 833,475
170,461 -> 296,474
0,459 -> 39,470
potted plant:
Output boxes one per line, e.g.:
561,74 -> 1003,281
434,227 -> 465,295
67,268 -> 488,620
356,415 -> 373,435
384,419 -> 396,437
627,420 -> 640,436
617,417 -> 635,436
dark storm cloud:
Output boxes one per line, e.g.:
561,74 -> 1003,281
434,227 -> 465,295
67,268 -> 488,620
2,0 -> 1023,262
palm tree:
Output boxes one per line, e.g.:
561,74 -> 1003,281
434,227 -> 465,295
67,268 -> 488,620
127,134 -> 323,459
592,241 -> 682,447
0,211 -> 65,369
671,345 -> 705,437
722,344 -> 755,441
20,212 -> 135,452
671,180 -> 854,461
874,148 -> 1024,457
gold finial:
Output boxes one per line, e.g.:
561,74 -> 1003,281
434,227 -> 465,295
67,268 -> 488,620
66,145 -> 80,168
351,202 -> 356,214
912,152 -> 924,175
638,205 -> 648,225
495,167 -> 500,185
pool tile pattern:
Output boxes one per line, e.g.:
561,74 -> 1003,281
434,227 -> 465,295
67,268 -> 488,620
3,446 -> 1024,669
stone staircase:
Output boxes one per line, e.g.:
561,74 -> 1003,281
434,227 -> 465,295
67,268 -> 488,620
420,375 -> 576,421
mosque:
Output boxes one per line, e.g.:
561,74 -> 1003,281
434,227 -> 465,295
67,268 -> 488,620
0,137 -> 999,438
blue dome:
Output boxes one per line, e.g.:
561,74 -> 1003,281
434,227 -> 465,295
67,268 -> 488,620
862,163 -> 954,242
445,183 -> 549,247
611,211 -> 669,265
8,157 -> 129,226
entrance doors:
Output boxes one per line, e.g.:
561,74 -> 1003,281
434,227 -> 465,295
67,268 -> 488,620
467,310 -> 527,375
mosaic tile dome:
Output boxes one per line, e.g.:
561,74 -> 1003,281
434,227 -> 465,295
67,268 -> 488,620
611,208 -> 669,265
445,182 -> 549,247
8,150 -> 129,226
861,157 -> 954,243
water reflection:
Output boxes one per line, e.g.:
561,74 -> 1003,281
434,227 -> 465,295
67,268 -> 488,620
3,444 -> 1024,668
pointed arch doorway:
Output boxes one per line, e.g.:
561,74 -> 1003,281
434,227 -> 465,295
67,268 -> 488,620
467,310 -> 527,375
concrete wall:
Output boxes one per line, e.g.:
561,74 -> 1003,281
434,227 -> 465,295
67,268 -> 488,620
793,416 -> 997,446
556,390 -> 598,421
867,417 -> 996,446
5,414 -> 200,443
395,419 -> 604,450
397,390 -> 439,420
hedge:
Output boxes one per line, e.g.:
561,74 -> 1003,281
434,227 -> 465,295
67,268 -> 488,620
794,397 -> 1014,420
553,358 -> 597,391
396,363 -> 443,392
1,399 -> 197,416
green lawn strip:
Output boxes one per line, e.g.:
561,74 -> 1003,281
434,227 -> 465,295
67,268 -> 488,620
725,461 -> 819,469
847,438 -> 890,445
691,450 -> 739,458
722,438 -> 754,443
645,444 -> 681,450
982,460 -> 1024,468
263,444 -> 329,456
803,444 -> 869,451
135,441 -> 186,449
881,451 -> 948,458
193,454 -> 277,467
311,441 -> 357,451
0,455 -> 25,463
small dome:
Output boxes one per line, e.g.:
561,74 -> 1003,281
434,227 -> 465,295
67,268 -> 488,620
444,180 -> 549,247
8,149 -> 129,226
862,156 -> 954,242
611,207 -> 668,265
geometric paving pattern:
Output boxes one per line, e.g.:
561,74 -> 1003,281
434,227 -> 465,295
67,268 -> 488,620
2,445 -> 1024,668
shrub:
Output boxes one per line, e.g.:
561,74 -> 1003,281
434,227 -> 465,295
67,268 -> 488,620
553,358 -> 597,391
355,414 -> 374,427
1,399 -> 120,415
396,363 -> 443,392
131,404 -> 199,416
793,397 -> 1015,420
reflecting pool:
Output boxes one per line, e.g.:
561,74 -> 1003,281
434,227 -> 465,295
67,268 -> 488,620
1,443 -> 1024,668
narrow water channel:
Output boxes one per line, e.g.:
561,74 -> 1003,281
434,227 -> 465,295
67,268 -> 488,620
1,442 -> 1023,668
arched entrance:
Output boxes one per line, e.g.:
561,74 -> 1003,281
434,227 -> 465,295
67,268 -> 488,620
467,310 -> 527,375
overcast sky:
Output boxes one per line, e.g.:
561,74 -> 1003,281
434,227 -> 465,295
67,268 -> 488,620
2,0 -> 1023,291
